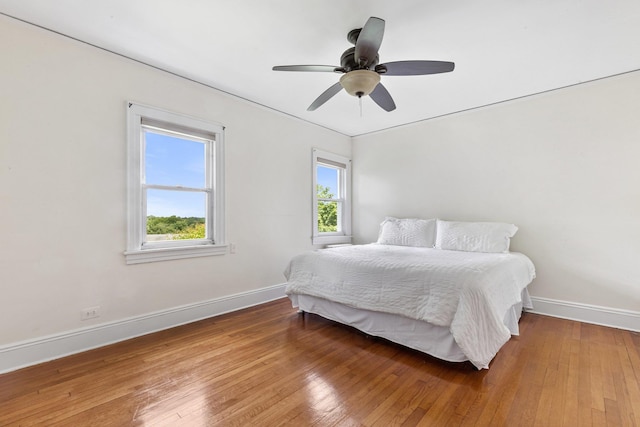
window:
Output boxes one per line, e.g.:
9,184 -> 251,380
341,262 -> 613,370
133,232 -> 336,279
125,102 -> 226,264
312,149 -> 351,245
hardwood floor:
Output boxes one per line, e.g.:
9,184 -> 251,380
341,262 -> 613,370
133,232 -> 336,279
1,298 -> 639,426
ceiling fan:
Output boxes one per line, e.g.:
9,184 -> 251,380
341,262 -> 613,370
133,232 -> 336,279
272,17 -> 455,112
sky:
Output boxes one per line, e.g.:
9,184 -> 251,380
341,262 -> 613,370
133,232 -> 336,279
145,129 -> 339,218
317,165 -> 339,196
145,130 -> 207,218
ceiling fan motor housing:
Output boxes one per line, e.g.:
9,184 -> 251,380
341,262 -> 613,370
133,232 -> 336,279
340,47 -> 379,71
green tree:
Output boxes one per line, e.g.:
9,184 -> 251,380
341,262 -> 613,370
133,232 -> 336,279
147,215 -> 205,237
317,185 -> 338,232
147,216 -> 172,234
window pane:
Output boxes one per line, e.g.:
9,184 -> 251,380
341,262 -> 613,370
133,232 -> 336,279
318,201 -> 338,232
145,130 -> 206,188
146,190 -> 206,241
317,165 -> 339,198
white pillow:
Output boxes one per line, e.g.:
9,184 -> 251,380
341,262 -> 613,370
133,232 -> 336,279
435,220 -> 517,253
377,217 -> 437,247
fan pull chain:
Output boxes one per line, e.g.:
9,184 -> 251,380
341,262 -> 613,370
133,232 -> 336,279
359,95 -> 363,118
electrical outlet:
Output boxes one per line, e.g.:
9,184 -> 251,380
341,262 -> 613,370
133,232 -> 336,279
81,306 -> 101,320
229,243 -> 236,254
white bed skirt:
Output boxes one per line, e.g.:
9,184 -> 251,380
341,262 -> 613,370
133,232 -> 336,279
288,289 -> 531,364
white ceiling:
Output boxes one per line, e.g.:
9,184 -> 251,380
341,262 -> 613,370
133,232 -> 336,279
2,0 -> 640,136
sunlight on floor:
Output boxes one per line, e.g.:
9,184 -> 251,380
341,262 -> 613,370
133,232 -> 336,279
302,371 -> 360,425
132,385 -> 212,426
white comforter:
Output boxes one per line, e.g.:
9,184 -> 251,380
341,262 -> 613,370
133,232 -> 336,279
284,244 -> 536,369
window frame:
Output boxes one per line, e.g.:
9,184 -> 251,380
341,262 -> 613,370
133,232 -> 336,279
312,149 -> 352,245
125,102 -> 226,264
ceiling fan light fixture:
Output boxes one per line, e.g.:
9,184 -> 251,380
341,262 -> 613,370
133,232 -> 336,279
339,70 -> 380,97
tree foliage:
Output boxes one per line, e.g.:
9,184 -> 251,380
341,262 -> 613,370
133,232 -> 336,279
174,222 -> 206,240
317,185 -> 338,232
147,216 -> 205,239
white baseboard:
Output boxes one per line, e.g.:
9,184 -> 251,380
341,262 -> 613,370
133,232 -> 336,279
527,296 -> 640,333
0,284 -> 287,374
2,289 -> 635,374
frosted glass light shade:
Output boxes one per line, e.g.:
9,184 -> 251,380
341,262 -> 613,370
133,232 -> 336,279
339,70 -> 381,97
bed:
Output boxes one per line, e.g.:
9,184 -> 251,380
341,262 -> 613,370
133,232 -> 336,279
284,218 -> 536,369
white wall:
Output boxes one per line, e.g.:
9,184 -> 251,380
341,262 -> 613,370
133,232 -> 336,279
353,71 -> 640,314
0,16 -> 350,346
2,13 -> 638,367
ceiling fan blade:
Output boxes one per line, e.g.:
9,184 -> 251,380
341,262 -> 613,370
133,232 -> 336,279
354,17 -> 385,67
273,65 -> 341,72
307,82 -> 343,111
379,60 -> 455,76
369,83 -> 396,112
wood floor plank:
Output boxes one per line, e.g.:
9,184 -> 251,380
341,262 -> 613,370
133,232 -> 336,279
1,298 -> 639,426
618,345 -> 640,427
560,338 -> 581,427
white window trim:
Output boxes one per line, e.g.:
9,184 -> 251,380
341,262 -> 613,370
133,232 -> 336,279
125,102 -> 226,264
312,148 -> 352,245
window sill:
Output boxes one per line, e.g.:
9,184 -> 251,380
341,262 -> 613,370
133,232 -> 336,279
124,244 -> 228,265
312,235 -> 352,246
